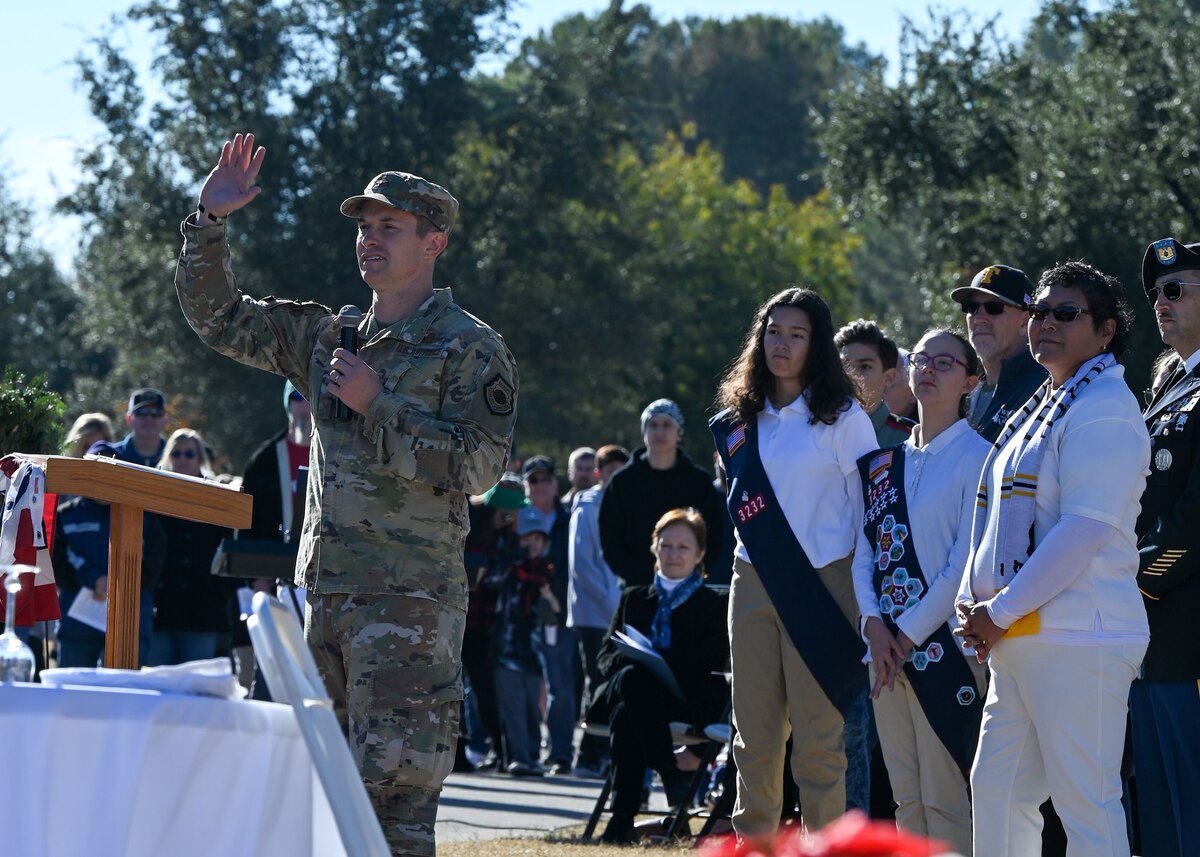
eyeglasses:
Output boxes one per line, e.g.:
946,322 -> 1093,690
909,351 -> 968,372
132,407 -> 164,418
1027,303 -> 1093,323
960,300 -> 1009,316
170,449 -> 197,460
1146,279 -> 1200,303
525,473 -> 554,485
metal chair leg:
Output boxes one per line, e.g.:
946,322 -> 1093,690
582,767 -> 614,840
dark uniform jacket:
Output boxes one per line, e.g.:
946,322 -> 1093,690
1136,365 -> 1200,682
592,582 -> 729,727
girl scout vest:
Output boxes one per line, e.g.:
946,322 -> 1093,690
710,410 -> 865,718
858,446 -> 983,774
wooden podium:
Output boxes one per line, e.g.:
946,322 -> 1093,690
37,454 -> 253,669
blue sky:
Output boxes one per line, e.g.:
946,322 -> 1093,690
4,0 -> 1045,250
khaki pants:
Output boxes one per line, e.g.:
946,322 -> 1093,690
871,655 -> 986,856
729,556 -> 861,835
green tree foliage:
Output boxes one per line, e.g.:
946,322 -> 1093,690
0,368 -> 66,456
0,179 -> 93,395
451,128 -> 859,463
633,15 -> 880,199
821,0 -> 1200,374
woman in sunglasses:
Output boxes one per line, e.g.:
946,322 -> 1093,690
149,429 -> 236,666
955,262 -> 1150,857
851,328 -> 989,855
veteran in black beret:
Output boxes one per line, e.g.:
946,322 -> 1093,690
949,264 -> 1047,442
1131,236 -> 1200,857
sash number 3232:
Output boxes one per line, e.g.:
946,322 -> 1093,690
736,493 -> 766,524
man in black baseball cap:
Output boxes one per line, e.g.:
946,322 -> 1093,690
113,387 -> 169,467
1131,235 -> 1200,857
950,265 -> 1046,442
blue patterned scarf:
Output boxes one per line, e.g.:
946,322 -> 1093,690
650,568 -> 704,649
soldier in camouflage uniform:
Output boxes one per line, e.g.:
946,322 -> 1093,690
174,133 -> 518,856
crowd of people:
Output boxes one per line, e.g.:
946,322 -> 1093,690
7,131 -> 1196,857
452,249 -> 1198,857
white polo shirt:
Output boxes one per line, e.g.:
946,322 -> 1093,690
852,419 -> 991,649
734,394 -> 876,570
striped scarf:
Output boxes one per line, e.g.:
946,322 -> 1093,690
969,352 -> 1116,594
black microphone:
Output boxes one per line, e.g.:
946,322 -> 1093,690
334,305 -> 363,421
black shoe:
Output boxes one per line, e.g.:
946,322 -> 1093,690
600,816 -> 637,844
548,758 -> 572,776
506,760 -> 545,777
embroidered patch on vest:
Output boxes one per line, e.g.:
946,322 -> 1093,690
726,422 -> 747,456
735,491 -> 766,524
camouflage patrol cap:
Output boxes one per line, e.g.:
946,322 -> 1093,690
340,172 -> 459,235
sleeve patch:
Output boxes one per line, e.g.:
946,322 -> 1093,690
484,373 -> 515,416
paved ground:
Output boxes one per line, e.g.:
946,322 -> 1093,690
436,769 -> 608,842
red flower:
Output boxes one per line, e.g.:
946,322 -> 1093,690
700,812 -> 956,857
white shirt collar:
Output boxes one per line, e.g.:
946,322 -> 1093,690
763,392 -> 810,418
1184,348 -> 1200,375
908,418 -> 972,456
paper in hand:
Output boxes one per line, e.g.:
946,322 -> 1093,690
67,587 -> 107,632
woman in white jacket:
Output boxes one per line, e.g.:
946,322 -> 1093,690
956,261 -> 1150,857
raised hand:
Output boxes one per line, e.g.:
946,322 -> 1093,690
197,132 -> 267,218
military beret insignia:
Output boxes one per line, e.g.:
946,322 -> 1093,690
1155,238 -> 1178,266
484,373 -> 515,416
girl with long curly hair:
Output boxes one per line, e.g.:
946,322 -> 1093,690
710,287 -> 876,836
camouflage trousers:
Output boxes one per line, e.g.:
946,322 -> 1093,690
306,591 -> 465,857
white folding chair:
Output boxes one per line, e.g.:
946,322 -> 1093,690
247,592 -> 391,857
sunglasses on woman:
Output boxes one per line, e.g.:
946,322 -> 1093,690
959,300 -> 1008,316
1146,279 -> 1200,303
909,351 -> 968,372
1027,303 -> 1093,323
170,449 -> 197,460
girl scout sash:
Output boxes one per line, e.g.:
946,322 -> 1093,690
858,446 -> 983,775
710,409 -> 866,718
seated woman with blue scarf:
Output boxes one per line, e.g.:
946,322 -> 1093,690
588,507 -> 730,844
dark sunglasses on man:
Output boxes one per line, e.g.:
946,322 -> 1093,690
132,407 -> 164,418
1146,279 -> 1200,304
959,300 -> 1009,316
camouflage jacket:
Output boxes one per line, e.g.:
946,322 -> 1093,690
175,216 -> 518,609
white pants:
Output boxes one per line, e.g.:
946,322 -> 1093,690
970,635 -> 1145,857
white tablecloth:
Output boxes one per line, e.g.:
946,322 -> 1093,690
0,683 -> 348,857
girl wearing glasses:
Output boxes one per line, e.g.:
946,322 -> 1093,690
711,288 -> 876,835
955,262 -> 1150,857
149,429 -> 236,665
850,329 -> 988,855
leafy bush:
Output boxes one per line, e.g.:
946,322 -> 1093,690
0,367 -> 66,456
